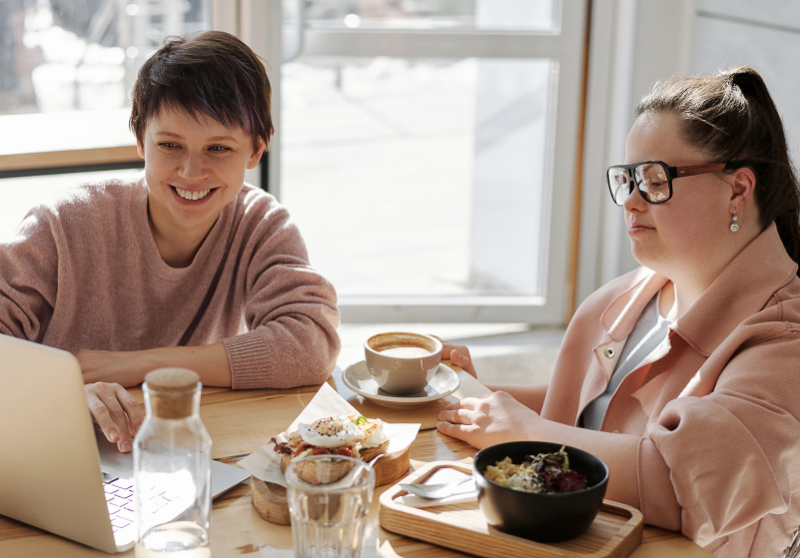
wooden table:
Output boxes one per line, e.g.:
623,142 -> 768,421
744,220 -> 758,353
0,368 -> 713,557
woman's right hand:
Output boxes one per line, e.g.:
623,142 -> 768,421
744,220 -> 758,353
84,382 -> 144,453
440,341 -> 477,378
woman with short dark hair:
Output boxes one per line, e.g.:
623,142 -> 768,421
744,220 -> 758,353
0,31 -> 340,453
437,67 -> 800,557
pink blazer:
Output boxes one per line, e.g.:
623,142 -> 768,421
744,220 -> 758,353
541,223 -> 800,557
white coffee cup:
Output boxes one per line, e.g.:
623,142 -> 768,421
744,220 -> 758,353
364,332 -> 443,395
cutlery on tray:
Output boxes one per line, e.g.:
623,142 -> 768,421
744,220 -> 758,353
400,476 -> 474,499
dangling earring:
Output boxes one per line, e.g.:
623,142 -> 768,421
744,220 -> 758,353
730,210 -> 739,232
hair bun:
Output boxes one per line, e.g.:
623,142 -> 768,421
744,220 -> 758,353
723,67 -> 765,96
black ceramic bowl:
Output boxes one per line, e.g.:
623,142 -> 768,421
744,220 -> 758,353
473,441 -> 609,543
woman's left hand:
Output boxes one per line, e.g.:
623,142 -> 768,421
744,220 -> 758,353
77,349 -> 150,387
437,391 -> 540,449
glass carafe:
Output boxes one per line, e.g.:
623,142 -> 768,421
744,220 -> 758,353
134,368 -> 212,557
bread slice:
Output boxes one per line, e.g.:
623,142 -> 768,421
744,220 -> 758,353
358,441 -> 389,463
283,453 -> 354,485
281,442 -> 389,485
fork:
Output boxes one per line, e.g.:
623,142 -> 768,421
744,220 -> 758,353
400,476 -> 474,499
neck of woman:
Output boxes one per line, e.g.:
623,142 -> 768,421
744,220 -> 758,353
661,225 -> 763,320
659,280 -> 708,321
147,211 -> 215,268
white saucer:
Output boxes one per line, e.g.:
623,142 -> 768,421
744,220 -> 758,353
342,361 -> 460,408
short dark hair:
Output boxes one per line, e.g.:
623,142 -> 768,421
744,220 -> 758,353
637,67 -> 800,270
130,30 -> 273,151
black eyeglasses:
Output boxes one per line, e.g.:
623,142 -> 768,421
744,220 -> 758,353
606,160 -> 739,205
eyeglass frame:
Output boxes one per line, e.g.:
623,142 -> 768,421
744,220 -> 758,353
606,160 -> 742,205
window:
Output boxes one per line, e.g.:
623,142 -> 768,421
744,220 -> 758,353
2,0 -> 591,328
256,0 -> 588,323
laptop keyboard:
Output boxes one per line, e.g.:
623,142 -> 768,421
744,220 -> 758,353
103,476 -> 188,547
103,477 -> 136,531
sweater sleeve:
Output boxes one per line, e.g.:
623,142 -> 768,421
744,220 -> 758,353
637,330 -> 800,546
0,208 -> 60,341
222,200 -> 340,389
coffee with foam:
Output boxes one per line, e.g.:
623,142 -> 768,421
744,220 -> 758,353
379,346 -> 432,358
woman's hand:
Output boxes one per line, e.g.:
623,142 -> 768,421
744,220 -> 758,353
437,390 -> 539,448
439,391 -> 642,508
439,340 -> 477,378
77,349 -> 150,387
84,382 -> 144,453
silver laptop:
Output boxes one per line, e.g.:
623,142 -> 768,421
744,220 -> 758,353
0,334 -> 251,553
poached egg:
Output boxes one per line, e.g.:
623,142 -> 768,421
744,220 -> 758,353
297,416 -> 365,448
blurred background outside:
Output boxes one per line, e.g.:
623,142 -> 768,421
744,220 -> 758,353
0,0 -> 557,302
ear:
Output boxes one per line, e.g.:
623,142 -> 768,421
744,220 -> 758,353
136,140 -> 145,160
729,166 -> 757,213
247,137 -> 267,170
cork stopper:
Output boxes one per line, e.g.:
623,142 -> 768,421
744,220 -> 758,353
144,368 -> 200,419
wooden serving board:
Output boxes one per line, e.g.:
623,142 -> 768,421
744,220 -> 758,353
252,445 -> 412,525
379,461 -> 643,558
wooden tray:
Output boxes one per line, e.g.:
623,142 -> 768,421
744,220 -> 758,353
252,445 -> 411,525
379,461 -> 643,558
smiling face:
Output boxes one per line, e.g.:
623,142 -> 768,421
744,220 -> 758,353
137,108 -> 266,242
622,111 -> 737,283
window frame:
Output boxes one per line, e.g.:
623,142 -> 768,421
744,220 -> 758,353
238,1 -> 590,325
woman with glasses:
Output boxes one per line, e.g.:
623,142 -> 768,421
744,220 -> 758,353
437,67 -> 800,557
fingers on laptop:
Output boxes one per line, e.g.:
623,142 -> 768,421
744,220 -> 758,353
84,382 -> 144,453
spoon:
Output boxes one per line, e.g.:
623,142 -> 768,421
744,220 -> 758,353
400,476 -> 474,499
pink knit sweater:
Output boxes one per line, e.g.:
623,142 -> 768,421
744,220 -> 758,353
0,177 -> 340,389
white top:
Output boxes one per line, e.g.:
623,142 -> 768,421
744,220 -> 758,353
580,291 -> 674,430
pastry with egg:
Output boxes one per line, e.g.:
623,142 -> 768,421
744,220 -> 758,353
271,413 -> 389,484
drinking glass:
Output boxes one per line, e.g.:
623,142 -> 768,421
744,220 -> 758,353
285,455 -> 375,558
